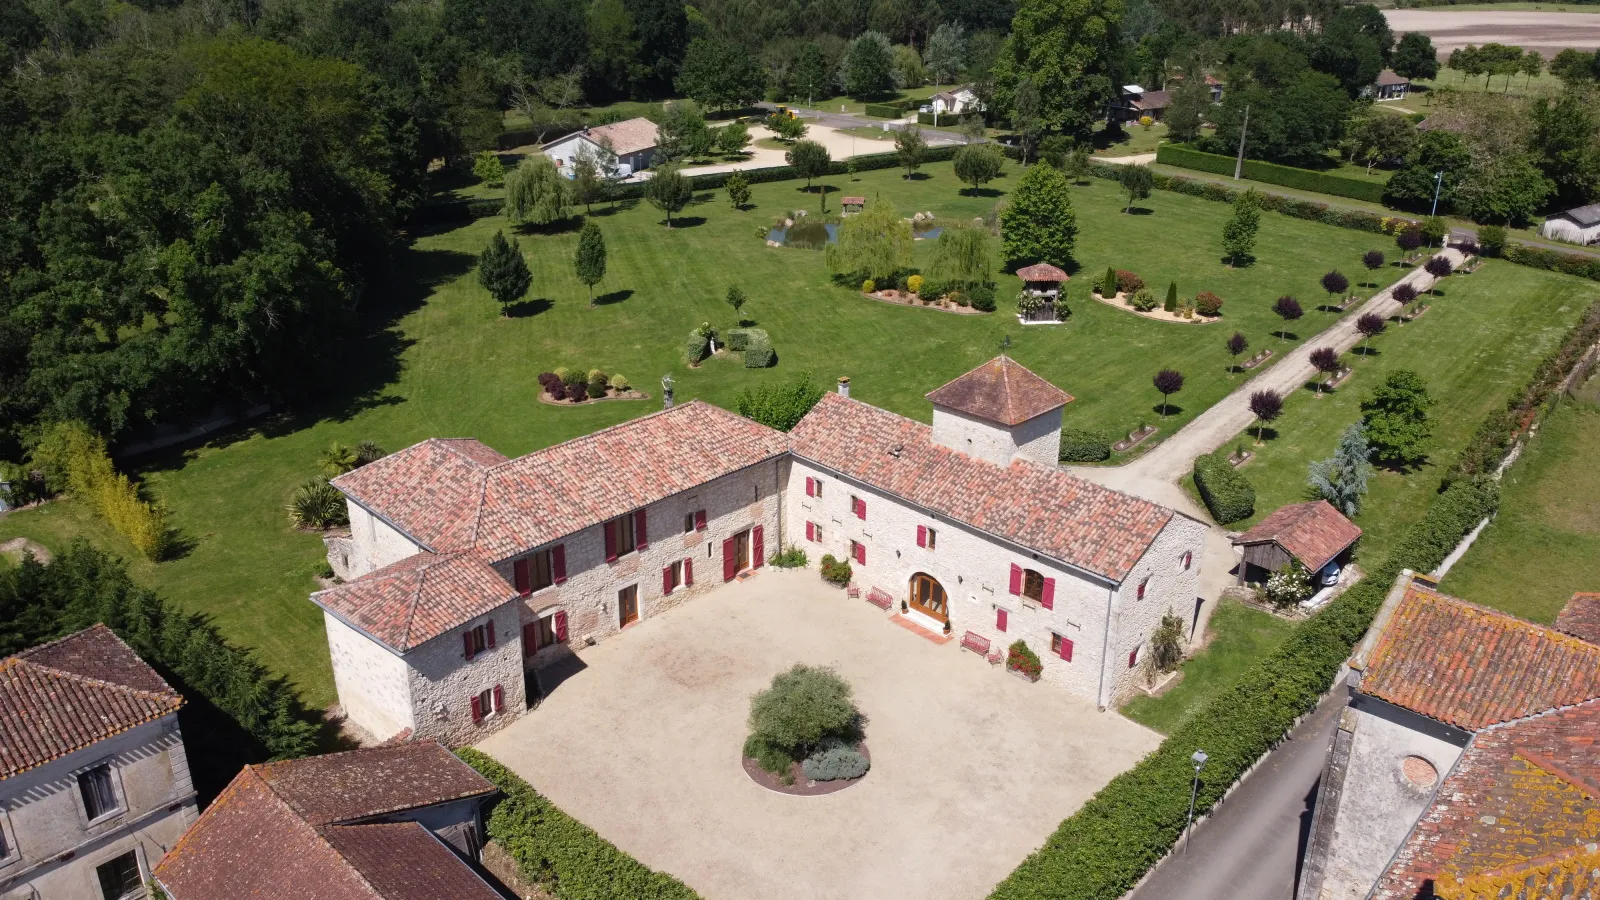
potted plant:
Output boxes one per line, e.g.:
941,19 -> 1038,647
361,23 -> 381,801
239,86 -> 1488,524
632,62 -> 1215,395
1006,640 -> 1043,682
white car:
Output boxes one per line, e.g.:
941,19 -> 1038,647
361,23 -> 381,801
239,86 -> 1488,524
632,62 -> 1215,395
1317,562 -> 1342,587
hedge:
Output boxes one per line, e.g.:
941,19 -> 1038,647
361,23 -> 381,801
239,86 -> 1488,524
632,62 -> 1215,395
727,328 -> 752,351
1501,242 -> 1600,283
1156,144 -> 1389,205
990,478 -> 1497,900
456,749 -> 701,900
1059,428 -> 1112,463
1193,451 -> 1255,524
683,329 -> 710,366
864,100 -> 914,118
743,328 -> 775,368
30,422 -> 169,560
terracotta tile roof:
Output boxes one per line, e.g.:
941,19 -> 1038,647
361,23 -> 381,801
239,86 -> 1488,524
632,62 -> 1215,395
1371,700 -> 1600,900
310,551 -> 515,652
841,196 -> 865,205
1015,263 -> 1069,282
924,357 -> 1073,427
583,117 -> 659,156
790,392 -> 1174,581
1377,68 -> 1410,86
255,741 -> 496,825
1359,582 -> 1600,730
1131,90 -> 1171,111
0,625 -> 183,778
1555,592 -> 1600,644
155,742 -> 500,900
331,439 -> 507,552
1234,500 -> 1362,573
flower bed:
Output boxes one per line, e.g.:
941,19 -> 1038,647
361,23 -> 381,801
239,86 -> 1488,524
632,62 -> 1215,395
538,370 -> 639,404
1240,349 -> 1274,371
1400,303 -> 1430,323
1112,425 -> 1158,452
863,289 -> 988,315
742,741 -> 872,796
1091,290 -> 1219,324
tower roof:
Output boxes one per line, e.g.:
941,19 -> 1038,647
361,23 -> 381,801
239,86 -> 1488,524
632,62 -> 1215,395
924,357 -> 1072,426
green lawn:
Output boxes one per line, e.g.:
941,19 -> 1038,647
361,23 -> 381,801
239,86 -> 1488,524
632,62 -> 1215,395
1093,121 -> 1168,158
1121,599 -> 1295,734
1414,68 -> 1570,97
1411,2 -> 1600,9
1440,396 -> 1600,622
0,159 -> 1545,708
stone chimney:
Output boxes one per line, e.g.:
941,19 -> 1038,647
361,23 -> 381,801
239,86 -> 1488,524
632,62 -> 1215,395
837,376 -> 850,399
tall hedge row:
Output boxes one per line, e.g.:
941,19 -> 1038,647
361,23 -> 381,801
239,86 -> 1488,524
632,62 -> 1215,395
1193,452 -> 1256,524
990,477 -> 1498,900
456,748 -> 701,900
1156,144 -> 1389,204
1501,242 -> 1600,283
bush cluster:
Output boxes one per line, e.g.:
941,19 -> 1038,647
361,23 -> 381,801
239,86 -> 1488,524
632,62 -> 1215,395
683,329 -> 711,366
1194,451 -> 1256,524
1059,428 -> 1112,462
539,369 -> 628,402
743,329 -> 775,368
768,545 -> 808,568
456,749 -> 700,900
802,743 -> 870,781
1156,144 -> 1388,204
1195,291 -> 1224,316
29,422 -> 169,560
727,328 -> 752,351
744,664 -> 864,781
1116,270 -> 1145,294
1006,640 -> 1043,679
819,553 -> 852,585
1129,289 -> 1158,312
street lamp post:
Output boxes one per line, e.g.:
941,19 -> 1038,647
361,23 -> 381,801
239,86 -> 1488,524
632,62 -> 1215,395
1429,170 -> 1444,220
1185,749 -> 1209,853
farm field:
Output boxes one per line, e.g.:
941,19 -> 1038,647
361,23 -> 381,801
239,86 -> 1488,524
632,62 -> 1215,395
0,159 -> 1582,708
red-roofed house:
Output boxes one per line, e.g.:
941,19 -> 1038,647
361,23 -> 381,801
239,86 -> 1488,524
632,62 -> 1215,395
541,116 -> 660,178
314,360 -> 1206,741
1232,500 -> 1362,585
1296,574 -> 1600,900
0,625 -> 197,900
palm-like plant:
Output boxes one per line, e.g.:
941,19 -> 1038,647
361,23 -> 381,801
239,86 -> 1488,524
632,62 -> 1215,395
320,441 -> 358,477
289,478 -> 349,529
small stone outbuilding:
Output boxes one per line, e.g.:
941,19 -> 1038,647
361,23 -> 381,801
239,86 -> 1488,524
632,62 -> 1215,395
1232,500 -> 1361,585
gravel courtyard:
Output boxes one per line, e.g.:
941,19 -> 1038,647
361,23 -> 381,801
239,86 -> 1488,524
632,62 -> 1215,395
478,568 -> 1161,900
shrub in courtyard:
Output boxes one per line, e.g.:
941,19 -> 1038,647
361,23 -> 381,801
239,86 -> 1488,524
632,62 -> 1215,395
1264,562 -> 1313,607
968,284 -> 997,312
1149,613 -> 1185,678
769,545 -> 808,568
803,744 -> 870,781
1059,428 -> 1112,462
1163,281 -> 1178,312
566,381 -> 588,402
743,329 -> 775,368
907,274 -> 924,294
562,369 -> 586,387
1195,292 -> 1223,316
745,665 -> 863,777
1194,451 -> 1255,524
819,554 -> 852,586
1477,225 -> 1507,257
1007,640 -> 1043,680
727,328 -> 751,351
289,478 -> 348,529
862,278 -> 876,293
1129,289 -> 1158,312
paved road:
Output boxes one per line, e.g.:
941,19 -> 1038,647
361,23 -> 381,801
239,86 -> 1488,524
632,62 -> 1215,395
1128,688 -> 1346,900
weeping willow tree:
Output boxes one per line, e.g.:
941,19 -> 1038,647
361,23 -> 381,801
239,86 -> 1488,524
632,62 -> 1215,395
504,154 -> 573,225
825,195 -> 913,283
927,224 -> 993,286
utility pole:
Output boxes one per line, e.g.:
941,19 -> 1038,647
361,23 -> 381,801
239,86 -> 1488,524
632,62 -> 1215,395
1233,105 -> 1249,180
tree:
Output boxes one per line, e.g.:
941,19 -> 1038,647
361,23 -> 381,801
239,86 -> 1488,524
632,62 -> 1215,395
1066,144 -> 1092,184
1249,389 -> 1283,445
478,231 -> 533,313
571,147 -> 606,213
1321,270 -> 1349,302
1361,369 -> 1435,465
894,44 -> 928,88
473,151 -> 505,186
1308,424 -> 1374,516
826,195 -> 914,281
657,101 -> 711,162
844,31 -> 896,95
1199,72 -> 1350,167
928,224 -> 994,285
999,162 -> 1078,269
1362,250 -> 1386,284
895,124 -> 927,178
1163,281 -> 1178,313
1356,312 -> 1386,353
991,0 -> 1123,139
925,23 -> 967,84
1010,76 -> 1043,165
1118,164 -> 1153,214
1457,153 -> 1554,227
726,286 -> 749,324
953,143 -> 1003,192
504,155 -> 572,225
1520,50 -> 1544,88
675,37 -> 767,111
1530,92 -> 1600,208
1227,332 -> 1249,373
1549,48 -> 1597,88
1396,227 -> 1424,254
725,172 -> 752,210
1424,255 -> 1452,293
793,42 -> 832,104
1392,32 -> 1439,81
644,164 -> 693,226
1394,282 -> 1419,306
786,140 -> 833,209
1385,131 -> 1472,212
768,112 -> 809,142
1272,295 -> 1303,340
735,373 -> 826,431
717,122 -> 752,155
1152,368 -> 1183,417
1345,113 -> 1416,174
1222,189 -> 1262,267
1309,347 -> 1341,393
1164,74 -> 1209,144
1150,612 -> 1186,675
574,220 -> 607,305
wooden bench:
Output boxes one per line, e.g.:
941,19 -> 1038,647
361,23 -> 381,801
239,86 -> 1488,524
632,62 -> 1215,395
960,631 -> 991,656
847,585 -> 860,599
866,587 -> 894,611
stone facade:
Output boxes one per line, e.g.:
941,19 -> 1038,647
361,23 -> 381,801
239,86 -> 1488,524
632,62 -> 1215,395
0,715 -> 197,900
404,601 -> 527,746
346,502 -> 426,579
1103,512 -> 1210,706
929,404 -> 1062,469
325,611 -> 416,739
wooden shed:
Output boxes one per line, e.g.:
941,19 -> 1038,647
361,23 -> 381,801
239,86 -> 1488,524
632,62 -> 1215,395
1233,500 -> 1361,585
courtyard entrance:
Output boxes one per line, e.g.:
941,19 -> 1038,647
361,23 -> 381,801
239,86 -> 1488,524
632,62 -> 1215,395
909,572 -> 949,622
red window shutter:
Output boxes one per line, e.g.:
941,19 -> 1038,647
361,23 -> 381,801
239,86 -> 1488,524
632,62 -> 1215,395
684,559 -> 693,586
694,510 -> 707,531
486,620 -> 496,648
604,521 -> 618,562
635,509 -> 648,550
806,521 -> 815,542
1041,578 -> 1056,610
493,685 -> 504,713
552,544 -> 567,583
1008,564 -> 1023,596
852,542 -> 865,565
470,695 -> 483,723
1128,648 -> 1138,668
722,538 -> 736,581
806,476 -> 815,497
916,525 -> 927,548
1137,578 -> 1147,600
663,565 -> 674,595
752,525 -> 764,568
554,610 -> 568,642
1060,638 -> 1074,662
856,498 -> 866,520
996,608 -> 1008,632
513,559 -> 531,595
523,623 -> 538,655
463,631 -> 475,660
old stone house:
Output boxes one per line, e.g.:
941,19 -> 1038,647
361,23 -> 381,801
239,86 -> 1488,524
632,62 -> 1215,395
314,358 -> 1206,744
154,741 -> 501,899
0,625 -> 198,900
1297,575 -> 1600,900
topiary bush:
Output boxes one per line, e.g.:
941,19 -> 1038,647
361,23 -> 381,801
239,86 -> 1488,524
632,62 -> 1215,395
1060,428 -> 1112,462
1195,291 -> 1223,316
820,553 -> 852,586
727,328 -> 751,351
802,743 -> 870,781
684,329 -> 710,365
862,278 -> 875,293
1116,270 -> 1144,294
743,329 -> 775,368
969,283 -> 997,312
609,373 -> 630,392
1194,450 -> 1255,524
907,274 -> 924,294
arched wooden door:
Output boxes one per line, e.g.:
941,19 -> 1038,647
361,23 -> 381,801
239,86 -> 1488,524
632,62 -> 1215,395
909,573 -> 949,622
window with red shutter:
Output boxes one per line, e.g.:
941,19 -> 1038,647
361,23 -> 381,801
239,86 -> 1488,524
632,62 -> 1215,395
695,510 -> 706,531
1052,633 -> 1073,662
554,610 -> 568,642
752,525 -> 764,568
635,509 -> 648,550
996,608 -> 1008,632
1041,578 -> 1056,610
1008,564 -> 1023,596
604,521 -> 618,562
722,538 -> 736,581
470,695 -> 483,723
486,620 -> 496,648
1128,647 -> 1139,668
523,623 -> 538,656
463,631 -> 475,660
552,544 -> 567,583
1137,577 -> 1148,600
805,477 -> 815,497
684,558 -> 693,585
513,559 -> 531,596
663,565 -> 674,595
806,521 -> 815,542
857,498 -> 867,520
916,525 -> 926,548
493,685 -> 504,713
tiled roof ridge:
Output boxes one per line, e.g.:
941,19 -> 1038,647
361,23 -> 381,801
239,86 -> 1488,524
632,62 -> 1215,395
311,550 -> 489,649
255,742 -> 496,824
482,399 -> 715,475
1478,695 -> 1600,734
9,657 -> 184,709
158,764 -> 258,868
1405,584 -> 1600,653
308,823 -> 388,900
1514,749 -> 1600,803
14,624 -> 182,697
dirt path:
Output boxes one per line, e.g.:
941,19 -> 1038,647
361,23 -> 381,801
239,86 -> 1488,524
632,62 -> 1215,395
0,537 -> 52,564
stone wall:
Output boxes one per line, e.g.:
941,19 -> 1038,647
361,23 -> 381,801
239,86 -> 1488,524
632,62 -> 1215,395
325,611 -> 416,741
929,405 -> 1063,469
405,600 -> 527,746
1105,513 -> 1210,706
344,500 -> 426,578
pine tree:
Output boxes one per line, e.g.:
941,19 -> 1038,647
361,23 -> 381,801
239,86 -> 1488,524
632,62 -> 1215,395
1222,189 -> 1262,267
1163,281 -> 1178,312
1307,423 -> 1375,516
478,231 -> 533,314
574,221 -> 607,306
1103,266 -> 1117,297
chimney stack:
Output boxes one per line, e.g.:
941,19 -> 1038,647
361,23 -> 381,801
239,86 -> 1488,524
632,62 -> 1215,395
837,376 -> 850,399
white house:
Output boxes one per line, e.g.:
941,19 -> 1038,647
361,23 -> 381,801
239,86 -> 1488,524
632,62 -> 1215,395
541,117 -> 659,178
313,358 -> 1207,745
1539,202 -> 1600,246
0,626 -> 198,900
929,86 -> 981,116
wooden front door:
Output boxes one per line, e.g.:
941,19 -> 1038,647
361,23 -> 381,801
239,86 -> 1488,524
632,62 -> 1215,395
618,585 -> 639,627
909,573 -> 949,622
734,530 -> 750,571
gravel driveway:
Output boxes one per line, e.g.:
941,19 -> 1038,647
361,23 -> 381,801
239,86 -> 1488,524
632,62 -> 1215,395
477,568 -> 1159,900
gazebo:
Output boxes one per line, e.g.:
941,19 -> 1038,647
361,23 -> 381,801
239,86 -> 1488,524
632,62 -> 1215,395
1016,262 -> 1068,324
841,196 -> 866,216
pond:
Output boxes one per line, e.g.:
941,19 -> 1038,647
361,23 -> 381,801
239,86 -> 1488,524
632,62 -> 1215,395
766,220 -> 837,249
913,223 -> 943,240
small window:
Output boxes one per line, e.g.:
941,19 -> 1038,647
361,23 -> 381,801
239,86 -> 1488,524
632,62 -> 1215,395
95,850 -> 141,900
529,615 -> 557,653
1181,550 -> 1193,571
477,687 -> 494,718
850,540 -> 865,565
683,512 -> 695,534
926,528 -> 937,550
606,512 -> 638,557
79,764 -> 119,822
665,560 -> 683,593
517,549 -> 553,594
466,624 -> 488,658
806,521 -> 822,542
1022,569 -> 1045,603
813,479 -> 823,497
1051,633 -> 1073,662
1128,646 -> 1140,668
1137,577 -> 1149,600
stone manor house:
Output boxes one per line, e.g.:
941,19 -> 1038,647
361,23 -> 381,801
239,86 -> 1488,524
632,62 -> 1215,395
314,358 -> 1207,745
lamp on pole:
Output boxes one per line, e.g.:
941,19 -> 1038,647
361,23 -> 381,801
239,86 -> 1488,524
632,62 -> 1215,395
1185,749 -> 1209,853
1429,170 -> 1444,220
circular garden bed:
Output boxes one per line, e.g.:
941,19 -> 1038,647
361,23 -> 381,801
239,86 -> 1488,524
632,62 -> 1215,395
740,664 -> 872,797
742,741 -> 872,796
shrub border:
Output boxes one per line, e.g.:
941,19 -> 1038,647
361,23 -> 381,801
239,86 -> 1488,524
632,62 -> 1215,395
1155,144 -> 1389,204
